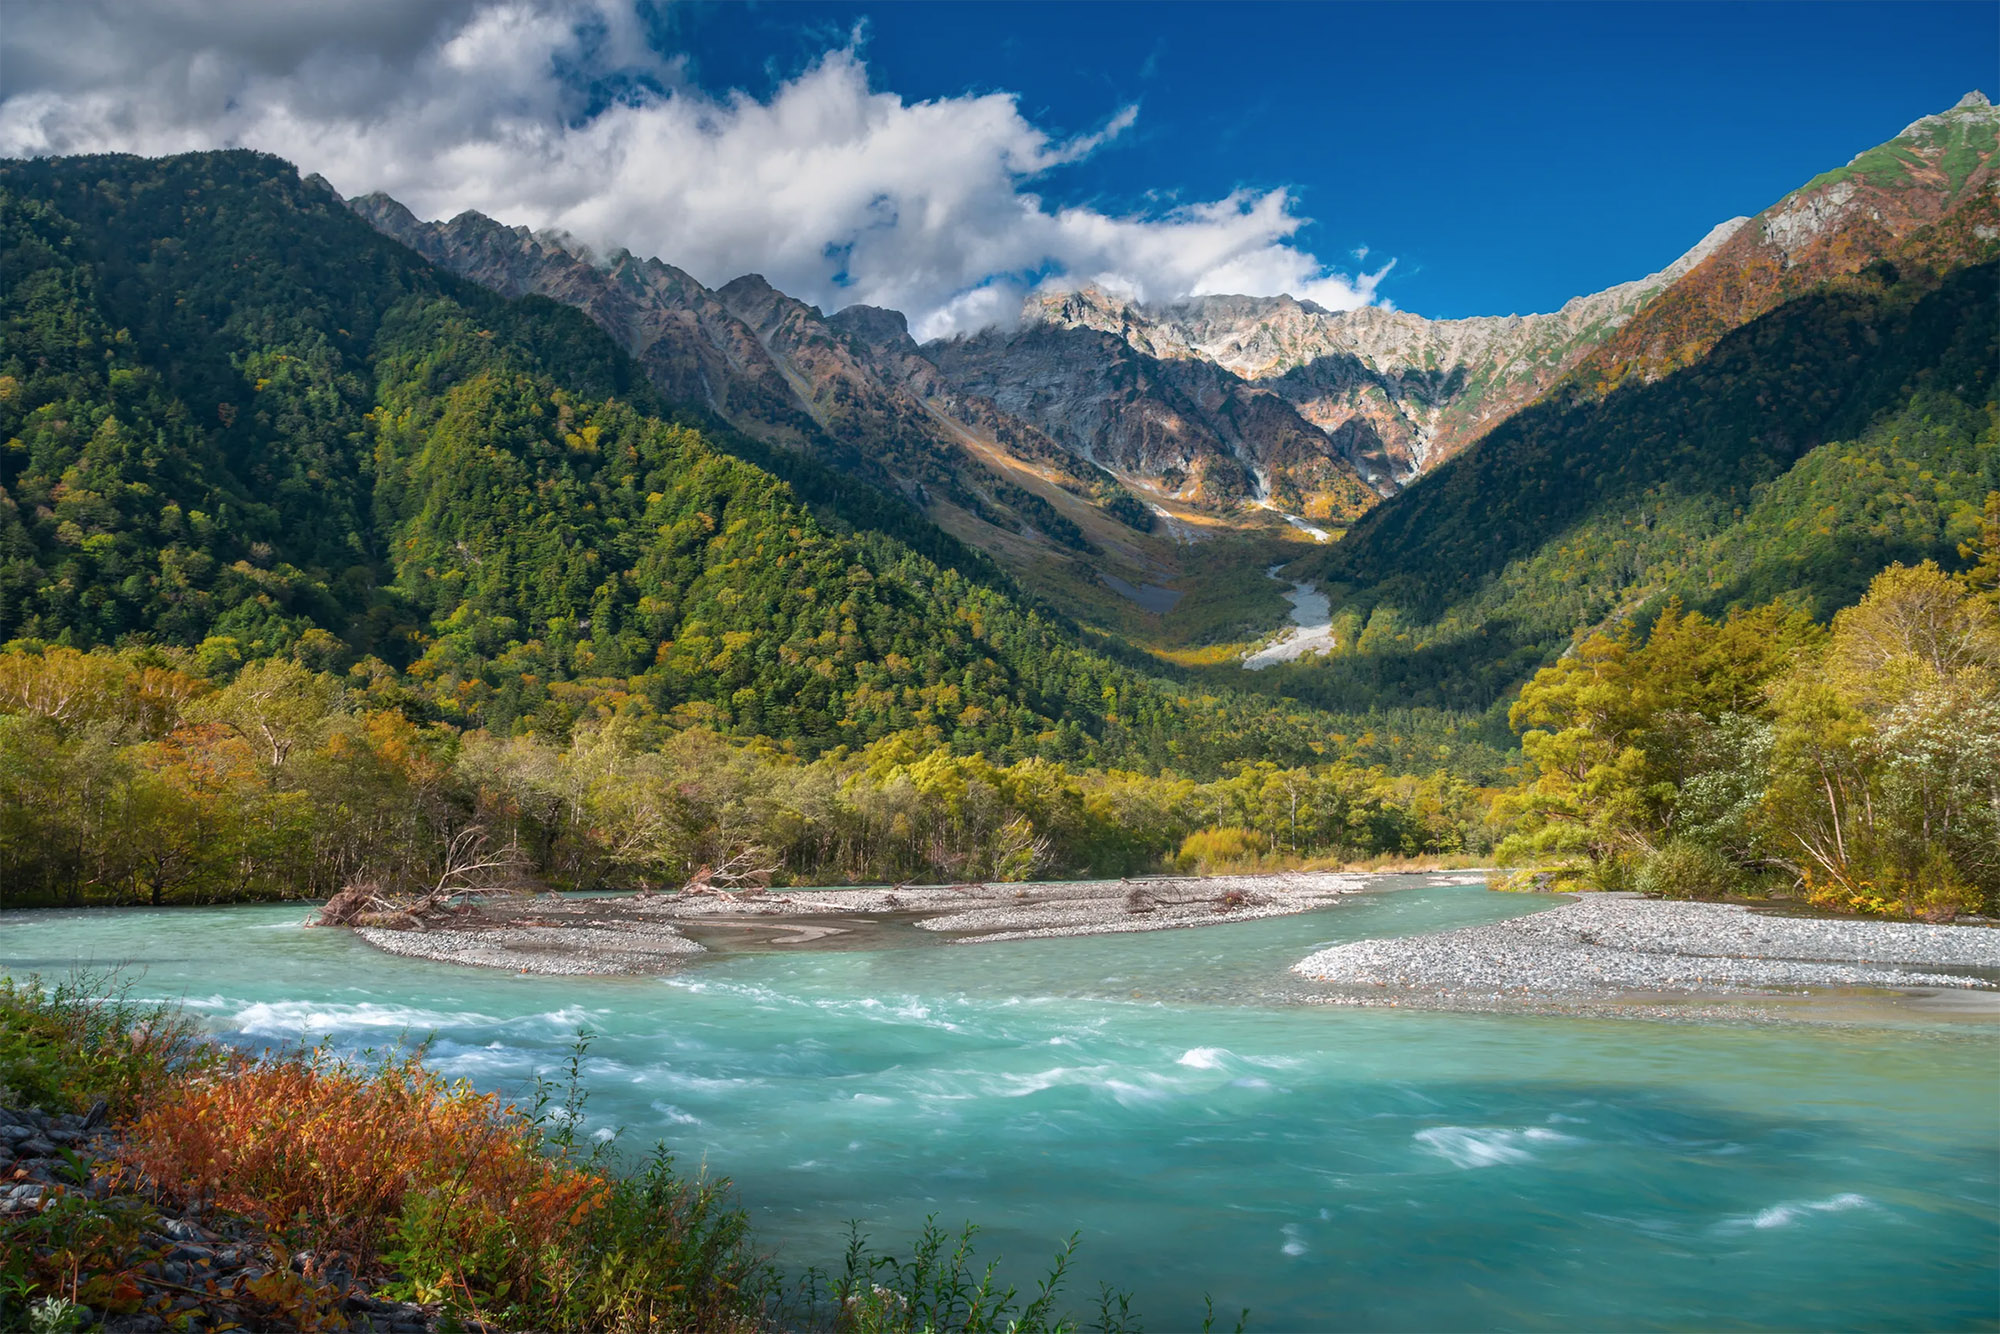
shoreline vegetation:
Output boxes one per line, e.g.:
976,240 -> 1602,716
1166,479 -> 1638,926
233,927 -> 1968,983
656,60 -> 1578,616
7,555 -> 1995,933
0,637 -> 1495,915
1,974 -> 1204,1334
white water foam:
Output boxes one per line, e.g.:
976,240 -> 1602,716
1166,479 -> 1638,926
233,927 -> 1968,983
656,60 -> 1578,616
1281,1223 -> 1308,1257
648,1101 -> 703,1125
426,1043 -> 527,1077
1101,1076 -> 1173,1108
1178,1046 -> 1231,1069
523,1004 -> 607,1032
1726,1193 -> 1876,1231
1414,1125 -> 1576,1169
985,1067 -> 1082,1098
229,999 -> 495,1036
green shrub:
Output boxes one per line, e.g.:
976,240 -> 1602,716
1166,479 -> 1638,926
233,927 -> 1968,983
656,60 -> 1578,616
1635,841 -> 1741,900
0,973 -> 214,1117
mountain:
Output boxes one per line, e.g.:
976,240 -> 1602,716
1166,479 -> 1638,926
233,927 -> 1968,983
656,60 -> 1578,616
12,95 -> 1987,752
344,185 -> 1739,635
1273,96 -> 2000,711
345,196 -> 1178,594
1572,91 -> 2000,394
925,291 -> 1384,519
0,149 -> 1360,771
338,100 -> 1997,684
931,219 -> 1741,508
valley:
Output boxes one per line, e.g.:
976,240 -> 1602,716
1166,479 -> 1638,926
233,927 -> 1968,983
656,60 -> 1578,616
2,55 -> 1997,1334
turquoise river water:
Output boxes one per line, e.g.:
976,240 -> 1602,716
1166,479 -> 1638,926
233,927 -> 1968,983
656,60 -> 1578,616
4,879 -> 1996,1331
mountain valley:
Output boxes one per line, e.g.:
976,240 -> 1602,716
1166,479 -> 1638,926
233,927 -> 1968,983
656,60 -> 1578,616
333,93 -> 1998,690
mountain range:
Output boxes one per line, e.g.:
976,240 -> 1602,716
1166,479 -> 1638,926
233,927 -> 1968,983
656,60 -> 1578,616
340,93 -> 1997,652
2,91 -> 1994,748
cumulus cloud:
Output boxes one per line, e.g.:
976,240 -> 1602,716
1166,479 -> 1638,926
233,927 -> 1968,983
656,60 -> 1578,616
0,0 -> 1389,337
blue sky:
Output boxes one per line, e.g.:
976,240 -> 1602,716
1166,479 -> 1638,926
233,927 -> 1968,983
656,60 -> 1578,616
659,0 -> 1998,317
2,0 -> 1993,328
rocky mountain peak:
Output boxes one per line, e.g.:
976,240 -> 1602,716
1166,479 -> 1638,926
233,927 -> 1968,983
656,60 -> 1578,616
825,304 -> 913,351
1028,286 -> 1141,336
1570,93 -> 1999,393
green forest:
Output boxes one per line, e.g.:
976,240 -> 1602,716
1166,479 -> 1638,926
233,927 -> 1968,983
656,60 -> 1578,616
3,150 -> 1997,917
0,151 -> 1397,773
1497,544 -> 1999,918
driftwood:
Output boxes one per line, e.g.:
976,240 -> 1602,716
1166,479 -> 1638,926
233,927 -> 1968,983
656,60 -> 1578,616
1113,876 -> 1269,915
311,827 -> 525,930
679,848 -> 784,903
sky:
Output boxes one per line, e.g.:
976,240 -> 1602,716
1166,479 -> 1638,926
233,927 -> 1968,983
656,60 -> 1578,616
0,1 -> 1993,336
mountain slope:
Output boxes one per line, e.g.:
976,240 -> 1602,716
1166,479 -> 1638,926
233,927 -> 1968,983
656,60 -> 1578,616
0,149 -> 1357,770
1277,173 -> 2000,711
1571,91 -> 2000,394
344,197 -> 1190,592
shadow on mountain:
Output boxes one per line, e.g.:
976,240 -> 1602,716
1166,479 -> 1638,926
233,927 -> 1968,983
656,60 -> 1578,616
1321,260 -> 1999,626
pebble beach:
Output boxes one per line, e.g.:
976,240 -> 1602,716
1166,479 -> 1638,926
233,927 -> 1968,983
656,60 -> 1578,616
1292,892 -> 2000,1002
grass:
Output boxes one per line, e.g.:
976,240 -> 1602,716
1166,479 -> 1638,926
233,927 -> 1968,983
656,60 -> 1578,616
1,976 -> 1226,1333
0,971 -> 214,1119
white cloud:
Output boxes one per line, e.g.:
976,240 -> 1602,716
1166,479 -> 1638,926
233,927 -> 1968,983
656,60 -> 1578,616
0,0 -> 1388,337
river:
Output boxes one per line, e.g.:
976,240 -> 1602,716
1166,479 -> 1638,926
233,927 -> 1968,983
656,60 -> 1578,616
4,878 -> 1996,1331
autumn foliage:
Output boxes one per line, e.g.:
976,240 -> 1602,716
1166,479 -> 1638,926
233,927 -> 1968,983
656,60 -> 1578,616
122,1052 -> 603,1284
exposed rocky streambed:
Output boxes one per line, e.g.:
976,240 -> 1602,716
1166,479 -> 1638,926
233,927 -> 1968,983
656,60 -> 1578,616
1293,893 -> 2000,1007
1,1103 -> 482,1334
351,872 -> 1374,976
1242,565 -> 1337,669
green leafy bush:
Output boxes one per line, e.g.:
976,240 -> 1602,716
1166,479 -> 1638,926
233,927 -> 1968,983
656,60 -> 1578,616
1634,842 -> 1741,901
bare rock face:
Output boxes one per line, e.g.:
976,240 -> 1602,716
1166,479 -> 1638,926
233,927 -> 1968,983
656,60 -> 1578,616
926,314 -> 1380,518
349,196 -> 824,452
937,218 -> 1739,501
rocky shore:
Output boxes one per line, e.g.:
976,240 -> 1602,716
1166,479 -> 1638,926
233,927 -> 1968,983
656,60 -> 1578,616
1,1102 -> 485,1333
1293,893 -> 2000,1006
352,871 -> 1378,974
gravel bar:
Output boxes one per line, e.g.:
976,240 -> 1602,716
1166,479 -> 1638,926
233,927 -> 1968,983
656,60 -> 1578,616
345,871 -> 1383,974
1293,893 -> 2000,999
355,921 -> 703,976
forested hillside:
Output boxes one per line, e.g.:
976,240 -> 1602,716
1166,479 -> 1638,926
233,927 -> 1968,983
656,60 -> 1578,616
1279,189 -> 2000,712
0,150 -> 1372,772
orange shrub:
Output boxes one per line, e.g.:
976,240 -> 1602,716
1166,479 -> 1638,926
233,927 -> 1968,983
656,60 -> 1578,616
120,1049 -> 608,1287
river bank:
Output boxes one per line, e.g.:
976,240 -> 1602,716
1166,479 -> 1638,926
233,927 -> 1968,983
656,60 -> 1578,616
354,871 -> 1379,975
1292,892 -> 2000,1014
5,882 -> 1996,1332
